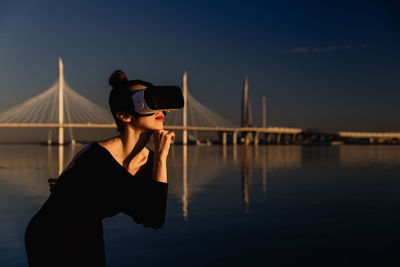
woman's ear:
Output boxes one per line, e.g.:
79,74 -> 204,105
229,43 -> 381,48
116,112 -> 134,123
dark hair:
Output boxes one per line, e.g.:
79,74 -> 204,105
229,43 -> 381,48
108,70 -> 154,132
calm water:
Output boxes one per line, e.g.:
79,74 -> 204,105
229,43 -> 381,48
0,144 -> 400,267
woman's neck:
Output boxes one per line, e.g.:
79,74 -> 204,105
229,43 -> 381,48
118,127 -> 151,156
98,126 -> 152,172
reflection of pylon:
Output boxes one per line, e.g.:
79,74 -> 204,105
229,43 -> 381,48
182,145 -> 188,221
241,146 -> 251,214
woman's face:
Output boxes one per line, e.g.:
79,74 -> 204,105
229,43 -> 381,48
129,84 -> 164,131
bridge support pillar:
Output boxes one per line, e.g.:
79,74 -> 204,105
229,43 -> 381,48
254,132 -> 259,146
276,133 -> 281,145
232,131 -> 237,145
222,132 -> 227,145
266,133 -> 272,144
182,130 -> 187,145
47,130 -> 52,145
291,134 -> 297,144
243,132 -> 252,145
369,137 -> 374,144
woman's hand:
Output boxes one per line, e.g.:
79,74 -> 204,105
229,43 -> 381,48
153,129 -> 175,161
152,130 -> 175,183
48,178 -> 58,192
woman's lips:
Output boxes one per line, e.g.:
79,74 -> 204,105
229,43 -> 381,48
155,115 -> 164,121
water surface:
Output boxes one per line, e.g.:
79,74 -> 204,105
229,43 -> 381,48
0,144 -> 399,266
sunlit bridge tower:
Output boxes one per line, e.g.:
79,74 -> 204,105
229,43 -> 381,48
241,77 -> 253,126
261,95 -> 267,142
241,76 -> 253,144
56,58 -> 75,145
58,58 -> 64,145
262,96 -> 267,128
182,72 -> 188,145
241,76 -> 249,127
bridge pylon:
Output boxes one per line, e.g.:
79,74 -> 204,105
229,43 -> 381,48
58,57 -> 64,145
182,72 -> 188,145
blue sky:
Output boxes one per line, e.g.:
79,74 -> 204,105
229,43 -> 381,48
0,0 -> 399,131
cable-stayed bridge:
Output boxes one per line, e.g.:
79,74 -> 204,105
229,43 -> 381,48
0,58 -> 399,145
0,58 -> 302,145
0,58 -> 234,144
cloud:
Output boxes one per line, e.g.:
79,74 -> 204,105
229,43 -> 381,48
289,47 -> 310,53
290,44 -> 354,54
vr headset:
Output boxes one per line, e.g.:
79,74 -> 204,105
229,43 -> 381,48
131,86 -> 184,116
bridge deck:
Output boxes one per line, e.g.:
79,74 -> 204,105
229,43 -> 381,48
0,123 -> 399,139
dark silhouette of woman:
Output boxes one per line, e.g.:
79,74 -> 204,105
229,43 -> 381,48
25,70 -> 175,267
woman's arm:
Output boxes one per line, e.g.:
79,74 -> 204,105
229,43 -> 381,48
152,130 -> 175,183
122,177 -> 168,229
47,144 -> 92,192
122,130 -> 174,228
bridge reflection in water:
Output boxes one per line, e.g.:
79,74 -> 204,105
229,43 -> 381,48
0,144 -> 297,220
2,144 -> 400,220
0,144 -> 303,216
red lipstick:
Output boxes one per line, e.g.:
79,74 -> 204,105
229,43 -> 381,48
155,114 -> 164,121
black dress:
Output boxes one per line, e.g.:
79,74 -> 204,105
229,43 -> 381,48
25,142 -> 168,267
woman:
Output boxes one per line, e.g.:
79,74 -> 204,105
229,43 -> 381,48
25,70 -> 175,267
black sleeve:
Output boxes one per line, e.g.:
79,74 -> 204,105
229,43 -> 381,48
123,179 -> 168,229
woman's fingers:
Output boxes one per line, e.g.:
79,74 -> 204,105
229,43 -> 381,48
153,130 -> 175,144
168,131 -> 175,143
49,183 -> 56,192
162,131 -> 175,145
48,178 -> 58,192
153,130 -> 175,159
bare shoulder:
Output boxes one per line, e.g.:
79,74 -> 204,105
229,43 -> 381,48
97,137 -> 119,155
97,137 -> 127,166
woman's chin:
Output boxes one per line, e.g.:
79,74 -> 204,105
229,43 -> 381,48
155,121 -> 164,129
148,124 -> 164,131
132,124 -> 163,132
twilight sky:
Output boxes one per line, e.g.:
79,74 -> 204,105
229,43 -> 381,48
0,0 -> 399,131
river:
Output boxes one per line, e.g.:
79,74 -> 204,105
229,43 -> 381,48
0,144 -> 399,266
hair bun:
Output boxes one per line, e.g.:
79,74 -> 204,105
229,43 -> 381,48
109,70 -> 128,88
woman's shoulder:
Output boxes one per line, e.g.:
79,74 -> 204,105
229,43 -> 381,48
74,142 -> 104,159
78,142 -> 114,163
60,142 -> 108,174
67,141 -> 153,176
